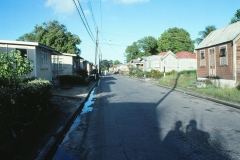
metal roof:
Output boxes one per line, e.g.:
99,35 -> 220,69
195,21 -> 240,50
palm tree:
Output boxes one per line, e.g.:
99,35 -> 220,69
229,9 -> 240,24
195,25 -> 216,44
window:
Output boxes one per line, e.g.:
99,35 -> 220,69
16,48 -> 27,58
41,50 -> 48,69
155,60 -> 160,67
58,60 -> 63,70
200,50 -> 206,67
219,46 -> 227,66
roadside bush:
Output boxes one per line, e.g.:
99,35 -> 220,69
77,69 -> 88,77
205,79 -> 213,86
59,75 -> 86,85
129,67 -> 144,77
0,79 -> 52,146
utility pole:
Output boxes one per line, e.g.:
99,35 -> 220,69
95,27 -> 98,80
98,47 -> 100,77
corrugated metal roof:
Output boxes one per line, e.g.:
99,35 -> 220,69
195,21 -> 240,49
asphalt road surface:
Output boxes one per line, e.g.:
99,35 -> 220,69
53,75 -> 240,160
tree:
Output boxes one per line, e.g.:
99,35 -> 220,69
113,60 -> 121,65
17,20 -> 81,55
157,27 -> 194,53
195,25 -> 216,44
100,60 -> 114,71
137,36 -> 158,56
125,36 -> 158,62
0,50 -> 33,82
230,9 -> 240,24
125,42 -> 140,62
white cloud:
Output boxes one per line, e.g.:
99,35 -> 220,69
113,0 -> 149,4
45,0 -> 76,14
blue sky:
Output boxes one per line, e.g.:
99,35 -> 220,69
1,0 -> 240,63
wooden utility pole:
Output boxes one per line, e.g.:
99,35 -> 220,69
95,27 -> 98,79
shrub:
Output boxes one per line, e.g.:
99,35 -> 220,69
0,51 -> 33,81
205,79 -> 213,86
77,69 -> 88,77
0,79 -> 52,145
59,75 -> 86,85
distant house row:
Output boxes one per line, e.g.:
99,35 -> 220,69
0,40 -> 95,82
116,21 -> 240,88
115,50 -> 196,74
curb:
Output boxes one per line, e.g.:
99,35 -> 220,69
36,80 -> 99,160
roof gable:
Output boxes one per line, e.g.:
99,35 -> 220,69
195,21 -> 240,49
175,51 -> 196,59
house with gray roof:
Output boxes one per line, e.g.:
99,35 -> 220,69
195,21 -> 240,87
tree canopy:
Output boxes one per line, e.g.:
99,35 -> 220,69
230,9 -> 240,24
17,20 -> 81,55
125,36 -> 158,62
113,60 -> 121,65
157,27 -> 194,53
195,25 -> 216,44
100,60 -> 114,71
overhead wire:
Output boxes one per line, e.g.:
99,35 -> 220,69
72,0 -> 95,43
87,0 -> 97,29
76,0 -> 95,41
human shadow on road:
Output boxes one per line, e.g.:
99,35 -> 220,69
161,120 -> 232,159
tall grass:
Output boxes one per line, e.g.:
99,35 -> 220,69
158,70 -> 240,104
158,71 -> 196,88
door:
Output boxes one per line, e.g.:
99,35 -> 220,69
209,48 -> 216,77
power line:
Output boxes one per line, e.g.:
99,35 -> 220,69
72,0 -> 95,43
76,0 -> 95,40
87,0 -> 97,29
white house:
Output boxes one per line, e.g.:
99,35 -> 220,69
0,40 -> 59,81
52,53 -> 83,77
143,50 -> 178,72
175,51 -> 197,71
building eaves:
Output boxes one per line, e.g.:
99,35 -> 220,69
195,21 -> 240,50
0,40 -> 56,51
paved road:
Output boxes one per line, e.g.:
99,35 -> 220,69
53,75 -> 240,160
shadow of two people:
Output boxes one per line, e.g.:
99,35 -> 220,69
161,120 -> 231,159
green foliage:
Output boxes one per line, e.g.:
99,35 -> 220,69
158,70 -> 196,88
125,36 -> 158,62
0,51 -> 33,82
195,25 -> 216,44
229,9 -> 240,24
59,75 -> 86,85
129,67 -> 144,77
236,83 -> 240,90
205,79 -> 213,86
100,59 -> 114,71
0,79 -> 52,144
17,20 -> 81,55
113,60 -> 121,65
157,27 -> 194,53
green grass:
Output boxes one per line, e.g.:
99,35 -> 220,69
158,72 -> 196,88
158,71 -> 240,104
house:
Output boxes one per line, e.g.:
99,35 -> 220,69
175,51 -> 197,71
0,40 -> 59,81
117,63 -> 129,74
195,21 -> 240,87
143,50 -> 178,72
130,58 -> 143,69
52,53 -> 83,77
